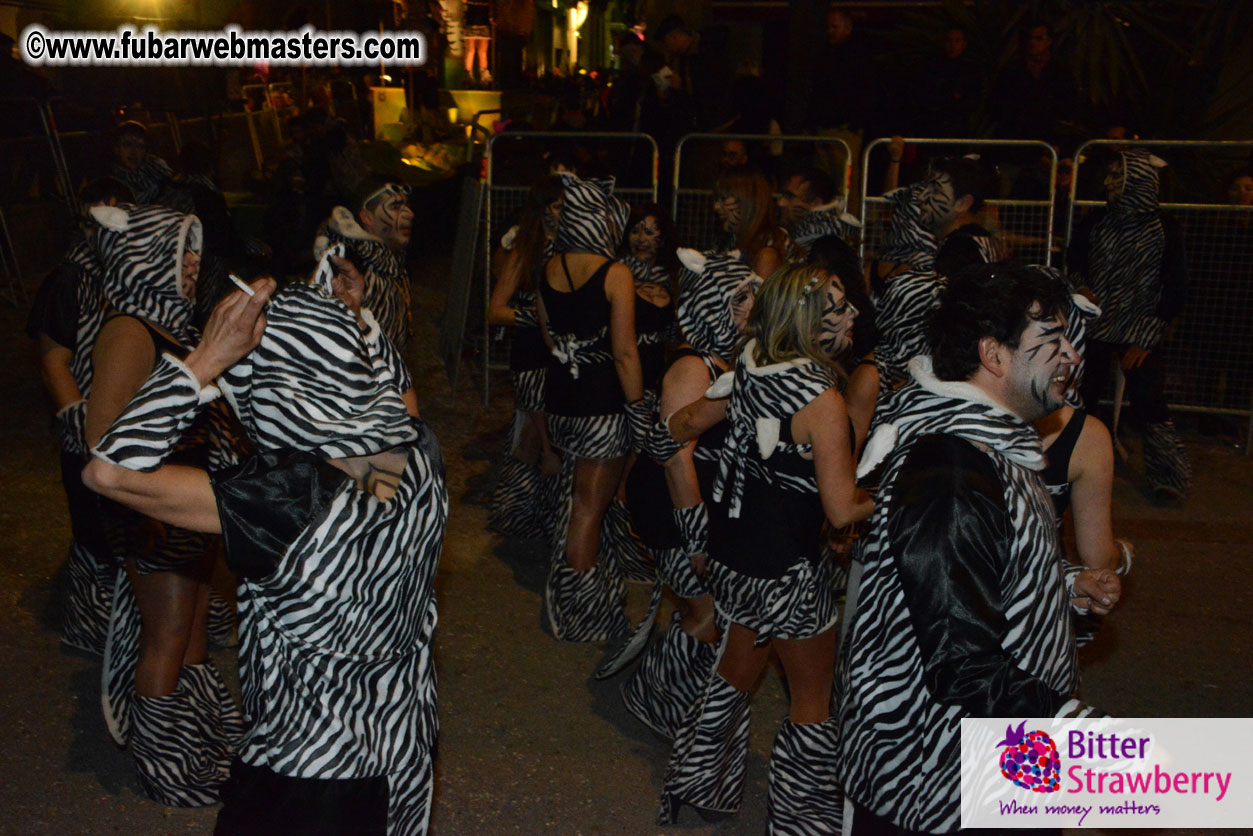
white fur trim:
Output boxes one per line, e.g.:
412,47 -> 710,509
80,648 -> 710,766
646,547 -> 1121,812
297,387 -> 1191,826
161,353 -> 221,402
741,339 -> 812,377
756,415 -> 780,459
89,205 -> 129,231
327,205 -> 383,243
1147,153 -> 1167,169
909,355 -> 1019,420
677,247 -> 706,273
1070,292 -> 1101,318
856,423 -> 898,480
359,308 -> 382,346
705,369 -> 735,399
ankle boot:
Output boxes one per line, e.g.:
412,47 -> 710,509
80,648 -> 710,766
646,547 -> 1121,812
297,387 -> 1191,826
766,716 -> 843,835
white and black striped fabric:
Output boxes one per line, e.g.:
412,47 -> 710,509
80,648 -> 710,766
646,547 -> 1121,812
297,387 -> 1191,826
89,203 -> 202,344
878,184 -> 938,271
790,202 -> 862,255
675,249 -> 762,364
113,155 -> 173,204
765,718 -> 843,836
620,253 -> 672,288
872,269 -> 945,389
658,671 -> 752,822
552,174 -> 628,259
314,206 -> 413,355
711,340 -> 835,518
706,555 -> 839,645
836,355 -> 1085,833
1086,150 -> 1170,348
621,608 -> 717,740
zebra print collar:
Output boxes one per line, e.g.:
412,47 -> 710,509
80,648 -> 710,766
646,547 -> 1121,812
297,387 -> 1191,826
791,201 -> 862,252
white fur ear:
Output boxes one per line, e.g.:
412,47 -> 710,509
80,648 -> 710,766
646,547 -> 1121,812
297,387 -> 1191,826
89,205 -> 129,231
840,211 -> 863,229
705,369 -> 735,399
727,248 -> 742,260
963,152 -> 981,161
856,423 -> 898,480
1147,153 -> 1167,169
677,247 -> 706,273
1070,292 -> 1101,317
501,225 -> 519,252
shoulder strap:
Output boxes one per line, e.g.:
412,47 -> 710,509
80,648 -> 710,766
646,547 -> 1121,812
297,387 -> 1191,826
560,253 -> 575,292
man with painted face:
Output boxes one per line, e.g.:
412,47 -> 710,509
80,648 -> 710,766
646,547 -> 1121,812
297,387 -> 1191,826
919,155 -> 1005,278
836,265 -> 1120,836
776,165 -> 863,259
314,175 -> 415,356
1068,150 -> 1191,503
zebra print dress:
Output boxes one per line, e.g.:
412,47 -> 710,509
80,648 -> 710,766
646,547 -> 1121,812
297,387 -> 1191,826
95,276 -> 445,833
836,356 -> 1090,833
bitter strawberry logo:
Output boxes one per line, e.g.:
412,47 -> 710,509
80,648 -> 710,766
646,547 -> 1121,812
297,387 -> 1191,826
996,721 -> 1061,793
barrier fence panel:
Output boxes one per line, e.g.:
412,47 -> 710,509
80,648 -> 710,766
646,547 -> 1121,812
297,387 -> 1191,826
859,137 -> 1058,267
481,131 -> 659,404
671,134 -> 853,253
1066,139 -> 1253,451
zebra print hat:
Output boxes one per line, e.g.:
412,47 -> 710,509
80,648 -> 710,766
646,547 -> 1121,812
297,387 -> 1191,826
218,246 -> 416,458
1108,150 -> 1165,215
675,248 -> 762,361
89,203 -> 202,344
553,173 -> 629,259
791,199 -> 862,253
880,183 -> 938,271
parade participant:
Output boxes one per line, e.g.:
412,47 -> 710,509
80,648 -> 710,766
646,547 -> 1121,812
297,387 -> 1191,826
110,121 -> 174,205
919,155 -> 1007,276
837,265 -> 1120,835
487,177 -> 564,539
84,246 -> 444,835
659,263 -> 870,833
712,168 -> 792,277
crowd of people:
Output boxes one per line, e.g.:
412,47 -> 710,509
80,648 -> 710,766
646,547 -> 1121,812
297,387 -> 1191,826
15,12 -> 1249,836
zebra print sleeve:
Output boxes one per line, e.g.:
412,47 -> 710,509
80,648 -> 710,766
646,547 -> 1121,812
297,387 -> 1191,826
56,399 -> 88,457
92,353 -> 219,472
362,308 -> 413,395
890,434 -> 1071,717
673,502 -> 709,557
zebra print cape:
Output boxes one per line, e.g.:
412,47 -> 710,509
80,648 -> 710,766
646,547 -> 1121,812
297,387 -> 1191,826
553,173 -> 629,259
839,355 -> 1084,833
675,249 -> 761,364
314,206 -> 412,355
709,340 -> 835,517
89,203 -> 202,345
1088,150 -> 1170,348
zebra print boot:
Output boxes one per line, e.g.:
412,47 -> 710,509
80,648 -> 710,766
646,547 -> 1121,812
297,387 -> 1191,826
206,592 -> 237,648
544,560 -> 630,643
102,568 -> 141,745
601,498 -> 655,583
59,541 -> 113,656
488,455 -> 546,540
1142,420 -> 1191,502
622,610 -> 717,739
657,673 -> 751,824
130,661 -> 243,807
766,717 -> 843,835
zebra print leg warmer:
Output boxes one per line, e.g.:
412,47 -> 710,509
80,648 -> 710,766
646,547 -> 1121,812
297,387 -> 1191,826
622,609 -> 718,739
488,455 -> 546,539
60,541 -> 114,656
544,560 -> 630,643
766,717 -> 843,836
657,673 -> 751,824
102,568 -> 141,745
601,497 -> 655,583
1142,420 -> 1191,500
130,661 -> 242,807
386,753 -> 435,836
206,592 -> 237,648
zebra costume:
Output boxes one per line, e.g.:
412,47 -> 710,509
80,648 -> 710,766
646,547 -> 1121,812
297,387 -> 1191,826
877,183 -> 938,272
872,268 -> 945,390
113,154 -> 174,205
1069,150 -> 1191,499
314,203 -> 413,356
660,339 -> 842,833
94,260 -> 446,834
86,203 -> 244,806
836,356 -> 1098,834
790,200 -> 862,257
614,249 -> 760,733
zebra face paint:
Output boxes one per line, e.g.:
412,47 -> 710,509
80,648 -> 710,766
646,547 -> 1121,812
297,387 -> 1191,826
361,187 -> 414,250
713,192 -> 743,234
628,215 -> 662,263
730,277 -> 759,333
816,278 -> 858,357
917,171 -> 958,235
1006,311 -> 1078,421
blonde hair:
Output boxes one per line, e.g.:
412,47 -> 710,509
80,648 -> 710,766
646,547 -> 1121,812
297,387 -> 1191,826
747,263 -> 844,375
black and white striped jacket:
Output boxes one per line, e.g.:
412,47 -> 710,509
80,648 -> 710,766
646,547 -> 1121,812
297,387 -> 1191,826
837,356 -> 1089,833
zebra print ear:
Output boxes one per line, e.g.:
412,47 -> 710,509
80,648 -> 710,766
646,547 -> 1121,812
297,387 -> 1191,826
89,205 -> 129,232
500,225 -> 519,251
1147,154 -> 1167,169
677,247 -> 705,274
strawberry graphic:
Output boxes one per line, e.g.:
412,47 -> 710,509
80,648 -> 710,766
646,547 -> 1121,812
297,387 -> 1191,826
996,721 -> 1061,793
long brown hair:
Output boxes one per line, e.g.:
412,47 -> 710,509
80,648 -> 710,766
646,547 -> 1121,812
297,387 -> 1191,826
746,263 -> 843,376
512,176 -> 564,292
714,168 -> 790,267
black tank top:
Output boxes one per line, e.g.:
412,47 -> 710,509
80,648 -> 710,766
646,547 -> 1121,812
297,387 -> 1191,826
1042,408 -> 1085,520
541,256 -> 625,416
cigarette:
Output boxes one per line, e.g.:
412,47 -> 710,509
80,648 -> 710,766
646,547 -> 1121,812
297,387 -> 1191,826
229,274 -> 255,297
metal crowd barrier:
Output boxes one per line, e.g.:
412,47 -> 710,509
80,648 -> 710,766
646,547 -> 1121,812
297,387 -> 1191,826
859,137 -> 1059,267
672,133 -> 853,253
1066,139 -> 1253,451
481,131 -> 659,404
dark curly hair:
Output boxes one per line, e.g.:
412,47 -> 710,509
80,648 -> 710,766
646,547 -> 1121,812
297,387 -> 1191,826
930,264 -> 1068,381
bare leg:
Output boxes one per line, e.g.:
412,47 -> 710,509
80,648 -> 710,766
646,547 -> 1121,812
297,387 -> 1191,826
772,626 -> 837,723
676,593 -> 719,643
716,621 -> 773,693
128,549 -> 214,698
566,455 -> 626,571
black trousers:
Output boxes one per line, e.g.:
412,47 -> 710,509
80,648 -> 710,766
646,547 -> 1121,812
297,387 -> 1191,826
1078,339 -> 1173,429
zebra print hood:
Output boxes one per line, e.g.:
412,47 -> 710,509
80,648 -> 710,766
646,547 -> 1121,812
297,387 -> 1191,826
553,173 -> 629,259
790,199 -> 862,252
218,258 -> 416,459
880,183 -> 938,270
859,354 -> 1044,479
1108,150 -> 1164,216
675,248 -> 761,362
89,203 -> 202,344
619,254 -> 672,287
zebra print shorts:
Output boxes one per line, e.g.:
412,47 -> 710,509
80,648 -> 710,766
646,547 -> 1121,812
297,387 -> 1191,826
656,546 -> 708,601
706,556 -> 839,644
512,368 -> 546,416
547,412 -> 630,460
